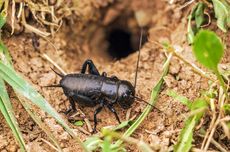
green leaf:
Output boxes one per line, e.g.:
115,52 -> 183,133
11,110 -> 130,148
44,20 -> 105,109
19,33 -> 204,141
174,99 -> 208,152
74,120 -> 84,126
187,15 -> 195,44
191,99 -> 208,111
212,0 -> 230,32
102,136 -> 112,152
0,41 -> 12,65
0,79 -> 26,151
0,14 -> 6,29
174,116 -> 196,152
187,2 -> 205,44
223,104 -> 230,115
167,90 -> 192,109
194,3 -> 205,28
193,30 -> 224,71
112,120 -> 132,131
190,99 -> 208,121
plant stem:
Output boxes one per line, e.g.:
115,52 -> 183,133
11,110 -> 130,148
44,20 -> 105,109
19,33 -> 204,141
215,68 -> 229,102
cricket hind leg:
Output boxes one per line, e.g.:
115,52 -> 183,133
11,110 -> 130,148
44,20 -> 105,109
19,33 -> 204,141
81,59 -> 100,75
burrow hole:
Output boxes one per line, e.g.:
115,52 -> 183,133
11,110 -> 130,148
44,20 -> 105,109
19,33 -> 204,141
106,26 -> 148,60
90,11 -> 148,60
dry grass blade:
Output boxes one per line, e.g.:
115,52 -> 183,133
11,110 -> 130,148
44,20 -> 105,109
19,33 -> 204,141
43,54 -> 66,75
202,87 -> 227,151
21,4 -> 51,37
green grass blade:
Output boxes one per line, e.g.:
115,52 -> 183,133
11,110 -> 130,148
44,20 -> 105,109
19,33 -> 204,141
167,90 -> 192,109
174,116 -> 196,152
113,55 -> 170,148
0,79 -> 26,151
0,61 -> 87,150
102,136 -> 112,152
174,99 -> 208,152
112,120 -> 132,131
17,95 -> 63,152
0,14 -> 6,29
187,14 -> 195,44
0,41 -> 12,65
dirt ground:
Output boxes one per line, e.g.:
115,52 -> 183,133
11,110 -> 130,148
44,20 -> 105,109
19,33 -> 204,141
0,0 -> 229,151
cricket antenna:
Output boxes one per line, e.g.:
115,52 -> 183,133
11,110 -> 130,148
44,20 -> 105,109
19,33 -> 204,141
44,84 -> 62,88
51,67 -> 65,78
134,96 -> 162,113
134,27 -> 143,88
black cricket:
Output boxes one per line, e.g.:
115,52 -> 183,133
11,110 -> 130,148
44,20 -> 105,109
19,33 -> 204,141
47,29 -> 156,132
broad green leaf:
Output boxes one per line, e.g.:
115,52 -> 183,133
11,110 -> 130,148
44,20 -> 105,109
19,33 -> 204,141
193,30 -> 224,71
0,79 -> 26,151
212,0 -> 230,32
167,90 -> 192,109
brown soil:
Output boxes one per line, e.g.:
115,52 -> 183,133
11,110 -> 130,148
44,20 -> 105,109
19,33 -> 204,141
0,0 -> 229,152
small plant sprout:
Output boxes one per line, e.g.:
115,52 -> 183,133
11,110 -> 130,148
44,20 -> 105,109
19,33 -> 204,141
187,2 -> 206,44
211,0 -> 230,33
193,30 -> 229,100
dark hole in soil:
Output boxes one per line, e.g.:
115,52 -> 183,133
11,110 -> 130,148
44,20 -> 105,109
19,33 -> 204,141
106,28 -> 148,59
107,28 -> 134,59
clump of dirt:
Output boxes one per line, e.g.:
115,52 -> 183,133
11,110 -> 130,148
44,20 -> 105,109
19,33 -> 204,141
0,0 -> 229,151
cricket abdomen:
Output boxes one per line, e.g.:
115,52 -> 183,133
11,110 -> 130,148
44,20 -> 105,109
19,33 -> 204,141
60,74 -> 103,96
